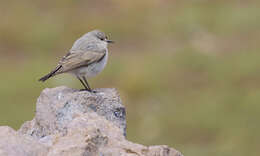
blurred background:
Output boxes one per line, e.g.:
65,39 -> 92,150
0,0 -> 259,155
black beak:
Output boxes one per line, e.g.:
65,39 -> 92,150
106,40 -> 115,43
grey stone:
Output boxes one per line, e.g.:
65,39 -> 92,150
0,86 -> 182,156
46,112 -> 183,156
0,126 -> 48,156
19,86 -> 126,137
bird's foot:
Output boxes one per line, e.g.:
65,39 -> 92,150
90,90 -> 97,93
79,89 -> 97,93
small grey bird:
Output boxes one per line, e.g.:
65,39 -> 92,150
39,30 -> 114,92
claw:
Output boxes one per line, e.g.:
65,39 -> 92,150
79,89 -> 97,93
91,90 -> 97,93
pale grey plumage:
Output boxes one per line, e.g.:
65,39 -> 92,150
39,30 -> 114,92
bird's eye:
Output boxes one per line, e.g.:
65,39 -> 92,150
100,38 -> 104,41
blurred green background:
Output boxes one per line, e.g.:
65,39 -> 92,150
0,0 -> 259,155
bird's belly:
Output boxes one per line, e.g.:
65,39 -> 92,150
72,52 -> 108,78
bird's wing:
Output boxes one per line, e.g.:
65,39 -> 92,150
57,50 -> 106,73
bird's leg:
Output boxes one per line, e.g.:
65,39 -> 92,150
77,76 -> 90,91
83,76 -> 96,93
82,76 -> 91,90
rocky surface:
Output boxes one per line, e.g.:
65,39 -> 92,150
0,126 -> 48,156
0,86 -> 183,156
19,87 -> 126,137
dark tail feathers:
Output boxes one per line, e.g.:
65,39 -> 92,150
39,65 -> 62,82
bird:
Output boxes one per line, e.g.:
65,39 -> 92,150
39,30 -> 114,92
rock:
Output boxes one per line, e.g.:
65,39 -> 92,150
0,126 -> 48,156
1,86 -> 182,156
19,86 -> 126,137
46,112 -> 182,156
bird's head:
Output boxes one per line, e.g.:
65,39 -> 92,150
88,30 -> 114,44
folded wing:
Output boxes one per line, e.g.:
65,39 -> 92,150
58,50 -> 106,74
